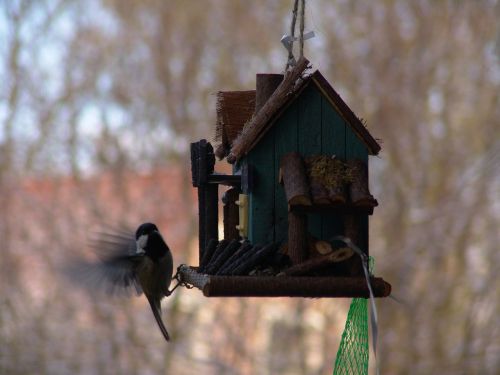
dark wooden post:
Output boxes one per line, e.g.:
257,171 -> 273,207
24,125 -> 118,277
280,152 -> 312,206
288,211 -> 308,264
255,73 -> 284,114
222,187 -> 240,241
344,214 -> 366,277
191,139 -> 218,262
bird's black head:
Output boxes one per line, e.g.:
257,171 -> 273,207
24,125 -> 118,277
135,222 -> 169,261
135,222 -> 159,240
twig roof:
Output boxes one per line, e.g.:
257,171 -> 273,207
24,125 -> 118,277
222,57 -> 381,163
215,90 -> 255,159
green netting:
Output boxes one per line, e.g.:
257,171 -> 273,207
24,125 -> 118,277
333,257 -> 374,375
333,298 -> 369,375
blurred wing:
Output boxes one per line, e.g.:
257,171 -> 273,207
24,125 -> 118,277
65,228 -> 143,296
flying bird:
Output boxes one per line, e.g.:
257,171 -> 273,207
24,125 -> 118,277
67,222 -> 174,342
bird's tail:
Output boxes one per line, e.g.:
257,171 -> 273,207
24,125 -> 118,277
148,298 -> 170,342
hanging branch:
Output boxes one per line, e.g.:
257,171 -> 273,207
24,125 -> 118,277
299,0 -> 305,58
285,0 -> 299,71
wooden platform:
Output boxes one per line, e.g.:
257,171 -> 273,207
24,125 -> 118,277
179,265 -> 391,298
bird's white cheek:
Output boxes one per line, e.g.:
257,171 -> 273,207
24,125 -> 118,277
136,234 -> 148,254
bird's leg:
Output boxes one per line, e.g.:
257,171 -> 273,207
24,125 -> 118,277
167,280 -> 181,295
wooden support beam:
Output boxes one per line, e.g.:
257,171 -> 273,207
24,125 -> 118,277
288,211 -> 308,264
280,152 -> 312,206
191,140 -> 218,259
344,214 -> 364,277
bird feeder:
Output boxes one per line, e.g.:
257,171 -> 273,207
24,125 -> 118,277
182,57 -> 391,298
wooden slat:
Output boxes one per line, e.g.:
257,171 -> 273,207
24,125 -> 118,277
246,129 -> 275,244
311,72 -> 381,155
321,95 -> 347,241
273,104 -> 298,243
298,84 -> 322,239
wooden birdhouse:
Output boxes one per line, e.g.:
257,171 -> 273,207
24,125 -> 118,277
184,58 -> 391,298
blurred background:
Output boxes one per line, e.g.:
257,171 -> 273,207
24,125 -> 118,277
0,0 -> 499,374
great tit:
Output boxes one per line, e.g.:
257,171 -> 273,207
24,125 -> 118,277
68,222 -> 174,342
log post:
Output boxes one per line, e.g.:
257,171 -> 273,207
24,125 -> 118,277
255,73 -> 284,114
222,188 -> 240,241
344,214 -> 364,277
288,212 -> 308,264
280,152 -> 312,207
191,140 -> 218,261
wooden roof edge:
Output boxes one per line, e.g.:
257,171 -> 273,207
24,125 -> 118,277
226,60 -> 381,163
310,71 -> 381,155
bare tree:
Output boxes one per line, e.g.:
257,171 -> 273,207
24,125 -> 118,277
0,1 -> 498,374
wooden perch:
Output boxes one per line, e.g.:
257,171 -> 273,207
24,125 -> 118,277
180,266 -> 392,298
227,57 -> 310,163
288,212 -> 308,264
280,247 -> 354,276
347,159 -> 378,207
280,152 -> 312,206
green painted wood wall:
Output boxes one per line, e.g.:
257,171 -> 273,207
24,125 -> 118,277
245,82 -> 369,253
